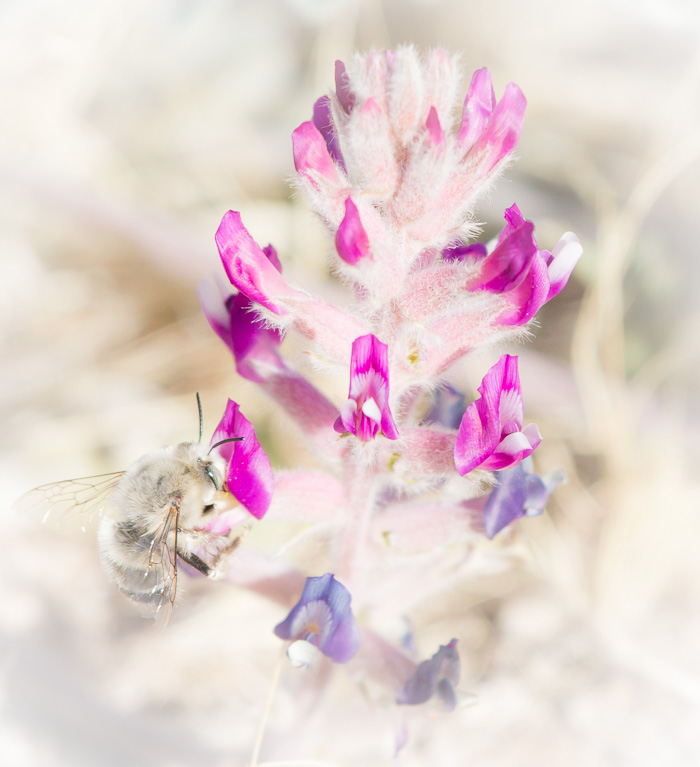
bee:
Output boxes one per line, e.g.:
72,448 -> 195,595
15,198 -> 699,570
15,396 -> 244,627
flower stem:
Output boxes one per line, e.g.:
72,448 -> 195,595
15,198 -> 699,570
249,646 -> 286,767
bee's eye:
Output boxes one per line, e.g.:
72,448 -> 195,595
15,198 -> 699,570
205,466 -> 221,489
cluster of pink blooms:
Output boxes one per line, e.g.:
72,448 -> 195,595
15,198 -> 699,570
198,48 -> 581,712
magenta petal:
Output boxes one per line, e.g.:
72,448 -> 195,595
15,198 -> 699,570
336,198 -> 370,265
480,430 -> 537,471
454,392 -> 501,476
469,82 -> 526,172
292,120 -> 341,184
215,212 -> 291,316
457,67 -> 495,148
472,220 -> 536,293
498,251 -> 550,326
210,399 -> 273,519
227,295 -> 284,383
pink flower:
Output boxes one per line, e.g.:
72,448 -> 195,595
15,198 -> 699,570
454,354 -> 541,475
210,399 -> 274,519
493,205 -> 582,326
334,334 -> 399,442
458,69 -> 527,174
198,246 -> 284,384
215,211 -> 297,315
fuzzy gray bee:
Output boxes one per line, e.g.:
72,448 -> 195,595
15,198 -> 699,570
15,400 -> 243,627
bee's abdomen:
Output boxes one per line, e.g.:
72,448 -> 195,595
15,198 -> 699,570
97,518 -> 171,609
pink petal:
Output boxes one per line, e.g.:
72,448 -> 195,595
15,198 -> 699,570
210,399 -> 273,519
425,106 -> 445,150
335,198 -> 370,265
215,212 -> 294,315
292,121 -> 342,186
456,67 -> 496,148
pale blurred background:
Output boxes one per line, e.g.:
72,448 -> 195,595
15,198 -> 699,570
2,1 -> 700,765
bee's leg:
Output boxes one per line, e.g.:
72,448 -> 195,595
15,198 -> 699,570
176,549 -> 211,577
208,528 -> 248,577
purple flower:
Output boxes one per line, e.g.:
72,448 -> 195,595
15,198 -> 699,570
396,639 -> 460,711
210,399 -> 273,520
454,354 -> 541,475
274,573 -> 360,664
334,334 -> 399,442
483,461 -> 565,538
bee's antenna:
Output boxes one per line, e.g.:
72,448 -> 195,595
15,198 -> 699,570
209,437 -> 244,454
196,392 -> 203,443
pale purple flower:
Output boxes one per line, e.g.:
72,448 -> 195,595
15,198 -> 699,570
482,461 -> 566,538
334,334 -> 399,442
312,95 -> 346,171
396,639 -> 460,711
454,354 -> 541,475
274,573 -> 360,664
210,399 -> 273,520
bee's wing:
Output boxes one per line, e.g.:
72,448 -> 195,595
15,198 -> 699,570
13,472 -> 126,530
125,502 -> 179,630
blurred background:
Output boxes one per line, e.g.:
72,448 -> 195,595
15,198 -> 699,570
2,0 -> 700,764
